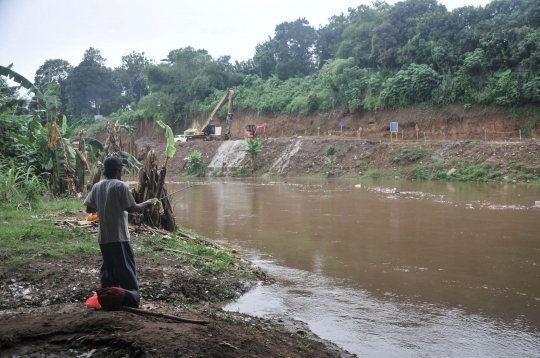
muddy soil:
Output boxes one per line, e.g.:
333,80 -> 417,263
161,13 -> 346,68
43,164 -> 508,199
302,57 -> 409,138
0,219 -> 352,357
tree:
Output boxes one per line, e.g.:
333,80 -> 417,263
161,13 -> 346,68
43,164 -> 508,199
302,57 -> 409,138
335,5 -> 383,68
66,57 -> 121,118
253,18 -> 318,80
316,13 -> 348,68
34,59 -> 73,115
34,59 -> 72,89
83,47 -> 106,66
253,38 -> 278,80
144,47 -> 243,125
115,51 -> 151,103
274,18 -> 318,80
371,0 -> 446,67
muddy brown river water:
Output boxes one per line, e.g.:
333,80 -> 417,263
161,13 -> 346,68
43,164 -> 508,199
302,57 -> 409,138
169,177 -> 540,357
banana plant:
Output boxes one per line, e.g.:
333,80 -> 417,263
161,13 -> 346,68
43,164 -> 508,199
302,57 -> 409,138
0,64 -> 75,195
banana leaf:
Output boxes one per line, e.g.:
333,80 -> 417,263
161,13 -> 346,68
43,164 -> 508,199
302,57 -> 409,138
62,137 -> 77,170
61,115 -> 68,136
119,151 -> 143,171
156,120 -> 176,159
0,65 -> 46,102
85,137 -> 105,151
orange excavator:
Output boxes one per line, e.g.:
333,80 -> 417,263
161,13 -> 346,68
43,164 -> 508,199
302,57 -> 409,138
245,123 -> 267,139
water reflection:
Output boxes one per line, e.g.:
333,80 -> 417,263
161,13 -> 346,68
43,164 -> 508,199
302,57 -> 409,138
170,178 -> 540,357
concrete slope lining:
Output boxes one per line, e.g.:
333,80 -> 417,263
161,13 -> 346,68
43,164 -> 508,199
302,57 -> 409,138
269,140 -> 302,174
208,140 -> 248,174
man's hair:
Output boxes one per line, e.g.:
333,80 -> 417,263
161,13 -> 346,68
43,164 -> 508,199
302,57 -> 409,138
103,156 -> 124,178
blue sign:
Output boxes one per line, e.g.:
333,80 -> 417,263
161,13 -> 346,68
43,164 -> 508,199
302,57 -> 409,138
390,122 -> 399,133
339,121 -> 344,127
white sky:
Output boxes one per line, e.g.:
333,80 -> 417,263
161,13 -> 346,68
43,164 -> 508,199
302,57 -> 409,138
1,0 -> 492,82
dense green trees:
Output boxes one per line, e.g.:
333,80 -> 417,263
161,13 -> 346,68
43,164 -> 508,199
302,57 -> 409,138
254,18 -> 318,80
142,47 -> 243,125
1,0 -> 539,136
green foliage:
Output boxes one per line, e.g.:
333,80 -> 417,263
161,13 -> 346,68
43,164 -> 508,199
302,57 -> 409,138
324,157 -> 337,165
186,150 -> 207,177
380,64 -> 441,108
242,138 -> 263,169
254,18 -> 318,80
393,146 -> 432,164
325,145 -> 335,156
233,166 -> 249,176
526,153 -> 537,162
0,160 -> 48,205
8,0 -> 538,128
362,169 -> 383,179
66,51 -> 123,118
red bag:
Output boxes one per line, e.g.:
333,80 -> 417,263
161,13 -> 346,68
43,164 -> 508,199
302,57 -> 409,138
96,287 -> 126,310
85,293 -> 101,309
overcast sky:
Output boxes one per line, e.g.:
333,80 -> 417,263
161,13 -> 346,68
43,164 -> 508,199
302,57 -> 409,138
1,0 -> 492,82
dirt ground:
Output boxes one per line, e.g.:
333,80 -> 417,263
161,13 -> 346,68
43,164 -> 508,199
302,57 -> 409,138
0,221 -> 352,357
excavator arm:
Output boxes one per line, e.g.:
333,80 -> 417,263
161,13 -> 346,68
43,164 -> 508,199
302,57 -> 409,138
201,90 -> 234,134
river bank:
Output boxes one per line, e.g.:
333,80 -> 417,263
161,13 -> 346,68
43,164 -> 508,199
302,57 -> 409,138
0,199 -> 353,357
154,137 -> 540,184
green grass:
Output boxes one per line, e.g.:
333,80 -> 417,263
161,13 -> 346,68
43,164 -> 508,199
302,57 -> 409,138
0,198 -> 97,273
361,169 -> 399,180
393,146 -> 432,164
136,224 -> 255,277
0,197 -> 255,277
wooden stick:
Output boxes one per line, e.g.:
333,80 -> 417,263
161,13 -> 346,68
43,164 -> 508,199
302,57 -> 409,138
177,231 -> 225,250
119,306 -> 209,325
163,248 -> 215,261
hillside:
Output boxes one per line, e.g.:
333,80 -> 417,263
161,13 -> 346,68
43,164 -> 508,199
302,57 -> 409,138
100,106 -> 540,183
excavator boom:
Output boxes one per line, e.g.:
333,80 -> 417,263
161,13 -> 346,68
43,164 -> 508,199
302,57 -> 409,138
184,90 -> 234,140
201,90 -> 234,133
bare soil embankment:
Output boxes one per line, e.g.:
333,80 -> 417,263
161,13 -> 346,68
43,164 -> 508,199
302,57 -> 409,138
109,105 -> 539,182
154,137 -> 539,184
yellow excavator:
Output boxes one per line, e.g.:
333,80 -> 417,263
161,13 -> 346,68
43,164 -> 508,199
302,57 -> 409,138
184,90 -> 234,140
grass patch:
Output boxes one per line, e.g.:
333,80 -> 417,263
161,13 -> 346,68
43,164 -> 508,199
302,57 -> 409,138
0,198 -> 98,273
362,169 -> 399,180
393,146 -> 432,164
0,197 -> 254,278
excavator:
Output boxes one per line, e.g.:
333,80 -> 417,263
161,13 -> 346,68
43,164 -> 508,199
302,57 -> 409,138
245,123 -> 267,139
184,90 -> 234,140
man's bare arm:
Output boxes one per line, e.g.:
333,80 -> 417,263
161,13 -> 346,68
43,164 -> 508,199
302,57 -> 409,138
86,206 -> 97,214
126,201 -> 153,213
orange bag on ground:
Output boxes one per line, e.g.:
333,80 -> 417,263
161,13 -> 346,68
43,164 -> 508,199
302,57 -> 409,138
85,293 -> 101,309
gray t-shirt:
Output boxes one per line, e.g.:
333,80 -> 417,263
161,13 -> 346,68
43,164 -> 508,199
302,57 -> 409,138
83,179 -> 136,244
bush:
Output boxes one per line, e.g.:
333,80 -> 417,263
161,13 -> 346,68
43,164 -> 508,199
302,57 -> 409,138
0,161 -> 48,205
325,145 -> 335,156
186,150 -> 207,177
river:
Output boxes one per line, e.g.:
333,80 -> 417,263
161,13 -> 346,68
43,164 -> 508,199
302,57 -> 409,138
168,177 -> 540,357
